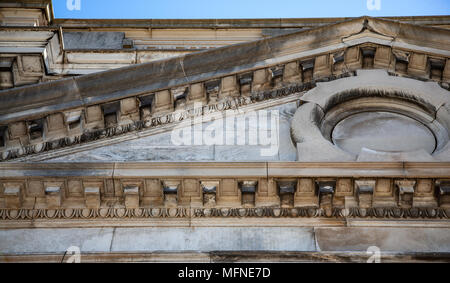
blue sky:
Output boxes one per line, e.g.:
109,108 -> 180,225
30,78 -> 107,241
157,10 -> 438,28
54,0 -> 450,19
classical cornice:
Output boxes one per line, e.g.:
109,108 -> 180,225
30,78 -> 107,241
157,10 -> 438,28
1,161 -> 449,177
1,17 -> 449,122
0,162 -> 449,226
0,17 -> 449,161
52,15 -> 450,29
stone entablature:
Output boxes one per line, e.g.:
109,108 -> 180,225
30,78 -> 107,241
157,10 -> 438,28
2,1 -> 450,78
1,38 -> 449,161
0,162 -> 449,218
1,14 -> 450,83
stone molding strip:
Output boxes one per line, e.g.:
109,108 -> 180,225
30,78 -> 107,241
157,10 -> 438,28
0,161 -> 449,177
1,207 -> 449,221
2,251 -> 449,263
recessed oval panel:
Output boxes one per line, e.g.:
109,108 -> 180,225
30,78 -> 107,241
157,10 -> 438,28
332,112 -> 436,155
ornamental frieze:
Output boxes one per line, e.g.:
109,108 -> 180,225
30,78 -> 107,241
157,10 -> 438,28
1,207 -> 449,221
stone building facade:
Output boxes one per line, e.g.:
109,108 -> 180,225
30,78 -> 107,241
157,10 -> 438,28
0,0 -> 449,262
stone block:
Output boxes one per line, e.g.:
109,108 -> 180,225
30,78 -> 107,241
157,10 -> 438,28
67,179 -> 83,197
143,179 -> 163,206
63,32 -> 125,50
294,178 -> 318,207
124,185 -> 140,208
373,179 -> 396,207
408,53 -> 428,77
220,75 -> 239,98
283,61 -> 301,83
20,55 -> 42,74
315,227 -> 450,253
188,83 -> 206,103
313,54 -> 332,78
3,184 -> 22,208
9,121 -> 27,139
255,178 -> 280,207
216,179 -> 240,207
0,71 -> 13,89
85,105 -> 103,129
46,113 -> 65,136
27,180 -> 44,197
84,186 -> 101,208
45,185 -> 62,208
344,46 -> 362,70
414,179 -> 437,207
153,90 -> 173,113
252,69 -> 270,92
120,97 -> 139,115
179,179 -> 202,207
373,46 -> 392,69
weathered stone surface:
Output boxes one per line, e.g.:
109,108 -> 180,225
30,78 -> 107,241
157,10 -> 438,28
292,70 -> 450,162
0,228 -> 115,254
302,70 -> 449,111
63,32 -> 126,50
315,227 -> 450,253
2,17 -> 450,124
111,227 -> 316,252
1,227 -> 450,255
332,112 -> 436,155
0,227 -> 315,254
44,103 -> 297,162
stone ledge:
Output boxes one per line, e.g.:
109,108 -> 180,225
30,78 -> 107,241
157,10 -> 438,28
1,226 -> 450,262
2,251 -> 450,263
